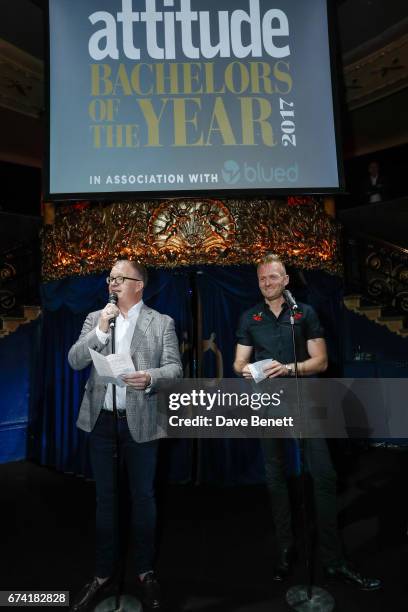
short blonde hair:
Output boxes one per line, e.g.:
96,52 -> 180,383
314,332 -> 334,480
257,253 -> 286,273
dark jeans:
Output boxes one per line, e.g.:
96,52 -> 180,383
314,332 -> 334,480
261,437 -> 344,567
89,410 -> 159,577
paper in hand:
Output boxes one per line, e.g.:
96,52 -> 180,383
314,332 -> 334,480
89,349 -> 135,386
248,358 -> 274,383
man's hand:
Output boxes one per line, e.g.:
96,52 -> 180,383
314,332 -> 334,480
98,303 -> 120,333
121,371 -> 151,389
241,364 -> 253,379
263,360 -> 289,378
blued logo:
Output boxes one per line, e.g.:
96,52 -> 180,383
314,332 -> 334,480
222,161 -> 299,184
244,162 -> 298,183
222,160 -> 241,184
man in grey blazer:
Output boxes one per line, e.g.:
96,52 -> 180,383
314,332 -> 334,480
68,259 -> 182,611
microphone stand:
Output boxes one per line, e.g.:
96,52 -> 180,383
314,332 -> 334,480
285,302 -> 335,612
96,313 -> 142,612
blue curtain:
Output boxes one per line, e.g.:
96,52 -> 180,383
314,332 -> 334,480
300,270 -> 344,374
0,318 -> 41,463
30,274 -> 115,473
31,266 -> 343,483
194,266 -> 344,484
31,269 -> 193,480
195,266 -> 264,484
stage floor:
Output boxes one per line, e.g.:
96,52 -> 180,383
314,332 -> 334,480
1,447 -> 407,612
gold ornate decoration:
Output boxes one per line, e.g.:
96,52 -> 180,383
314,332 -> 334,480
42,198 -> 342,281
0,260 -> 16,312
0,262 -> 16,281
202,332 -> 224,379
365,247 -> 408,314
148,199 -> 235,261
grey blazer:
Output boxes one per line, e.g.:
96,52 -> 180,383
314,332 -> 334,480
68,304 -> 183,442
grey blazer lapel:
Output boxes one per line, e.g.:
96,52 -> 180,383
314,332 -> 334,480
130,304 -> 154,355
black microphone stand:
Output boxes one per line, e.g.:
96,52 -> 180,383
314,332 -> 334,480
96,307 -> 142,612
285,301 -> 335,612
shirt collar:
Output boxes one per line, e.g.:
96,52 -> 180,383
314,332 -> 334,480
263,299 -> 288,314
120,300 -> 143,320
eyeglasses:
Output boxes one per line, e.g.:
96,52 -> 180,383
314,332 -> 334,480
106,276 -> 143,285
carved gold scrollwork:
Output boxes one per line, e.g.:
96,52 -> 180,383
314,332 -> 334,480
367,278 -> 391,300
0,290 -> 16,311
0,263 -> 16,281
363,246 -> 408,315
366,253 -> 383,271
148,199 -> 235,262
395,265 -> 408,284
42,198 -> 342,280
396,291 -> 408,314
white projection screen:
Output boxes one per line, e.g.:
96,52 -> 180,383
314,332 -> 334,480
46,0 -> 344,199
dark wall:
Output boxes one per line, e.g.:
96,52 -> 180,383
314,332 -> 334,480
339,143 -> 408,209
0,161 -> 42,216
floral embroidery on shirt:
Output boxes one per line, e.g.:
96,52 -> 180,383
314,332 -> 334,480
252,312 -> 263,321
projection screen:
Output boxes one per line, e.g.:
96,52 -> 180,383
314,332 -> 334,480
47,0 -> 344,199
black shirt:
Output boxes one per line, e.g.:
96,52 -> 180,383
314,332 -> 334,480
236,300 -> 324,364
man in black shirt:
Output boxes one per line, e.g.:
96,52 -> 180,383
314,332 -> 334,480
234,253 -> 381,590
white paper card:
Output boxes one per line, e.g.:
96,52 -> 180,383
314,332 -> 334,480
248,359 -> 274,383
89,349 -> 135,386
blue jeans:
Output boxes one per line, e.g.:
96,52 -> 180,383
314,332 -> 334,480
89,410 -> 159,577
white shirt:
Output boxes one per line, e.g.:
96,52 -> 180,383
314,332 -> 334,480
95,300 -> 143,410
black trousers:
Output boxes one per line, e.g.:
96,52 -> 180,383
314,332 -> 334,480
89,411 -> 159,577
261,437 -> 344,567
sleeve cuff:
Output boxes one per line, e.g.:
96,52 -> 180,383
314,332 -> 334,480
144,372 -> 154,394
95,326 -> 110,344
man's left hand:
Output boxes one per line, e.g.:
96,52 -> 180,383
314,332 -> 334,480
263,360 -> 289,378
122,371 -> 151,389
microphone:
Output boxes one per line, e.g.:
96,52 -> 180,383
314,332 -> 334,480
108,292 -> 118,328
283,289 -> 299,312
